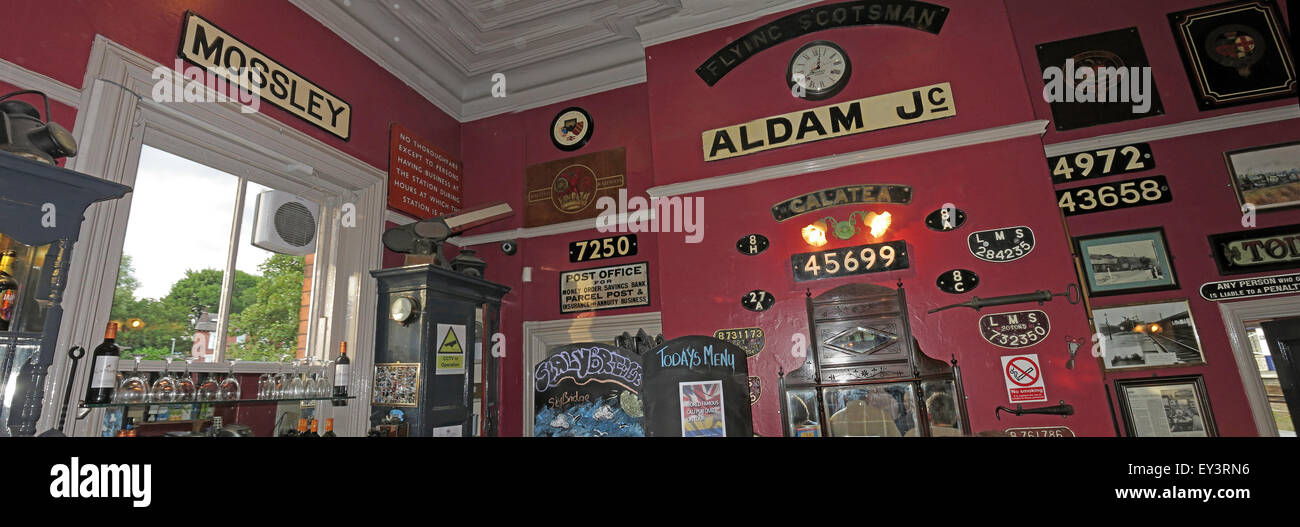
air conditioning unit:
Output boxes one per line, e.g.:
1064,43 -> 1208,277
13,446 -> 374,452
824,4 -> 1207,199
251,190 -> 318,255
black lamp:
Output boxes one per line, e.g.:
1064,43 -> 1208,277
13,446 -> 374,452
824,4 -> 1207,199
0,90 -> 77,165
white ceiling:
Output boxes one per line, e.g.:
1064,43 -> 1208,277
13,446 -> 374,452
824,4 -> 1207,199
292,0 -> 819,122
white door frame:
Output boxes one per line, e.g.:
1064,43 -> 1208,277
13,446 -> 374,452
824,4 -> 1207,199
38,36 -> 385,437
521,311 -> 661,436
1218,295 -> 1300,437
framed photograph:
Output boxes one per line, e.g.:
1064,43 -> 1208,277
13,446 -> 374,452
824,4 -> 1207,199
1093,299 -> 1205,371
1168,0 -> 1297,110
1035,27 -> 1164,131
1075,228 -> 1178,297
1115,375 -> 1217,437
372,362 -> 421,407
1225,141 -> 1300,212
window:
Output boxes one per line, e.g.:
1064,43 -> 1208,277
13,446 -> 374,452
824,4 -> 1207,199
109,145 -> 316,363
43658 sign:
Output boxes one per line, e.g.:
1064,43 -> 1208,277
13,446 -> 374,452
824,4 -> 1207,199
1056,175 -> 1171,216
1047,143 -> 1154,184
791,240 -> 909,282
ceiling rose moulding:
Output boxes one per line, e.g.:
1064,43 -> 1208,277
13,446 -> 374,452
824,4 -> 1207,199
635,0 -> 822,47
289,0 -> 464,121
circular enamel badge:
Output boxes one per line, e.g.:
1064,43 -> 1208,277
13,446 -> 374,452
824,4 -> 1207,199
550,164 -> 598,213
551,107 -> 593,151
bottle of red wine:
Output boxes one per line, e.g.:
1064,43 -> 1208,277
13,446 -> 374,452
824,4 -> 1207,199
0,250 -> 19,332
322,418 -> 337,437
85,322 -> 120,404
332,341 -> 349,407
306,419 -> 320,438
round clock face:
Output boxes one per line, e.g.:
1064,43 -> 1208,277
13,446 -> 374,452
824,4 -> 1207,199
390,296 -> 417,323
550,107 -> 593,151
787,41 -> 852,101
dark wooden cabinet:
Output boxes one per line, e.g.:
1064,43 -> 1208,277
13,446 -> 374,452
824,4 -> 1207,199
0,153 -> 130,436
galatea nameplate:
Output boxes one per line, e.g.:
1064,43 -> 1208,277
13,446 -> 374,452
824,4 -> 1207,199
968,226 -> 1035,263
736,234 -> 769,256
936,269 -> 979,294
791,240 -> 909,282
703,83 -> 955,161
714,327 -> 766,358
569,234 -> 637,263
771,184 -> 912,221
925,206 -> 966,231
1207,223 -> 1300,275
979,310 -> 1050,349
741,290 -> 775,312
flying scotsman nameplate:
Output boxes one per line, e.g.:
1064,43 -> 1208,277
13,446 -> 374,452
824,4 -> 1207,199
771,184 -> 912,221
702,83 -> 955,161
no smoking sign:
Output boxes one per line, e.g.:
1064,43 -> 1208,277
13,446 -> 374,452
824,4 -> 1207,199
1000,354 -> 1047,403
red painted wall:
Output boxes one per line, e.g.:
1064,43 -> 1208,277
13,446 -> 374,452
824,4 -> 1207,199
1005,0 -> 1295,145
459,84 -> 662,437
1004,0 -> 1300,436
0,0 -> 460,172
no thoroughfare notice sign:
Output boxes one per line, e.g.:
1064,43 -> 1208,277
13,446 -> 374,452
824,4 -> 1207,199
1001,354 -> 1047,403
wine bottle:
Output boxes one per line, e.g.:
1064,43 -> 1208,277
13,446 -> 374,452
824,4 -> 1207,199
332,341 -> 350,407
85,322 -> 120,404
322,418 -> 336,437
306,419 -> 320,438
0,250 -> 19,332
117,417 -> 136,437
297,418 -> 308,438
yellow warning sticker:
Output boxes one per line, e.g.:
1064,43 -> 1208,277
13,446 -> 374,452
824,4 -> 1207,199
435,324 -> 467,375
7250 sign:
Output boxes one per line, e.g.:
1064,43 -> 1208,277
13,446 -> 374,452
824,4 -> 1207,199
569,234 -> 637,263
791,240 -> 909,282
1056,175 -> 1171,217
1047,143 -> 1153,184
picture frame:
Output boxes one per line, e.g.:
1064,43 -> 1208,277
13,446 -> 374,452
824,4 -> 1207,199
1034,27 -> 1164,131
1224,141 -> 1300,212
1114,375 -> 1217,437
372,362 -> 421,407
1092,299 -> 1206,371
1168,0 -> 1297,110
1074,227 -> 1179,297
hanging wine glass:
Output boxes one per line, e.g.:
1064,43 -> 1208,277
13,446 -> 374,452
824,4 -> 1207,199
197,370 -> 221,402
273,354 -> 291,398
288,358 -> 306,399
258,364 -> 275,400
114,354 -> 148,404
314,359 -> 334,398
149,355 -> 177,403
219,358 -> 242,401
174,356 -> 196,402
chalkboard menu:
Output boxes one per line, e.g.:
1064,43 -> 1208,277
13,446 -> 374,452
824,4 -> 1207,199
640,336 -> 753,437
533,343 -> 645,437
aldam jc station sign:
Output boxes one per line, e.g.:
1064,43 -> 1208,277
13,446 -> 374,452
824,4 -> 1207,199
178,11 -> 352,140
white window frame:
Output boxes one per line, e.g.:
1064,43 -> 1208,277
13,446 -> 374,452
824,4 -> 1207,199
1218,296 -> 1300,437
40,36 -> 383,437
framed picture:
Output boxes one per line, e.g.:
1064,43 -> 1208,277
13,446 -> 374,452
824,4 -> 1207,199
1075,228 -> 1178,297
1168,0 -> 1297,110
1225,141 -> 1300,212
1093,299 -> 1205,371
372,362 -> 421,407
1035,27 -> 1164,131
1115,375 -> 1217,437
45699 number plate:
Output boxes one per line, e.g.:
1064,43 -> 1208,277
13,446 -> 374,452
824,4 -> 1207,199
791,240 -> 909,282
1056,175 -> 1171,217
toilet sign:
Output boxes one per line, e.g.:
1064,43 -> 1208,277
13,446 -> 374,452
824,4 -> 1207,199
1000,354 -> 1047,403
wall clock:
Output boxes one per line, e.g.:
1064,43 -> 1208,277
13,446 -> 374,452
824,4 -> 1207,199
550,106 -> 593,151
787,40 -> 852,101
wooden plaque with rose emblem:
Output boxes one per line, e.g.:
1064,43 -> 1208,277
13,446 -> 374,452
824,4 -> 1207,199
524,147 -> 627,227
